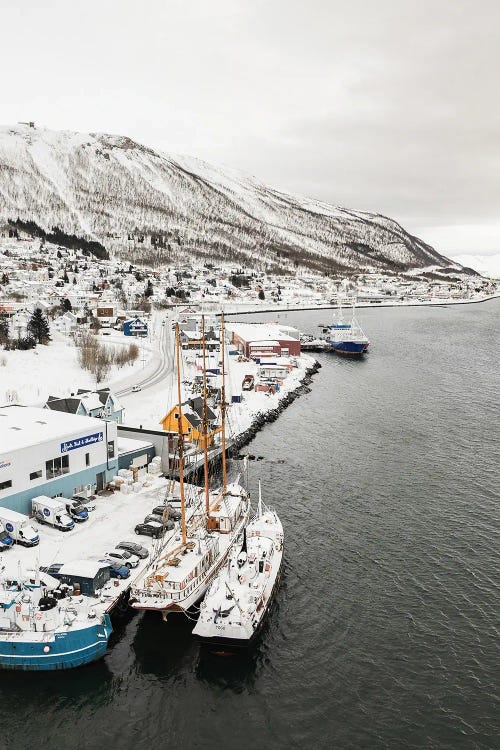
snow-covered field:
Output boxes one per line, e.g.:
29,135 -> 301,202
0,331 -> 154,408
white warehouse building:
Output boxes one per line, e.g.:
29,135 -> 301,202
0,406 -> 119,515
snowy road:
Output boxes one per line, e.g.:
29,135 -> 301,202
112,317 -> 174,397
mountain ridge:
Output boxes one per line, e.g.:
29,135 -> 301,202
0,124 -> 459,274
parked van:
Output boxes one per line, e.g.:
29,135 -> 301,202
0,522 -> 14,549
32,496 -> 75,532
0,508 -> 39,546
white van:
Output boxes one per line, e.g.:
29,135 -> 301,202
31,496 -> 75,532
0,508 -> 39,546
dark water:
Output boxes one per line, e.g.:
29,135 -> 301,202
2,301 -> 499,750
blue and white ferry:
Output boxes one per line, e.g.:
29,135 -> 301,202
0,570 -> 112,670
326,306 -> 369,356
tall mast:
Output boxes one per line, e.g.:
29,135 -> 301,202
220,310 -> 227,492
175,323 -> 187,546
201,315 -> 210,516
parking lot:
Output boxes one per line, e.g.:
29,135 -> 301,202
0,475 -> 188,608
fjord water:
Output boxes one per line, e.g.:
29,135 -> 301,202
2,300 -> 499,750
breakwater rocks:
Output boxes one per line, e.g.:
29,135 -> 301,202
231,360 -> 321,455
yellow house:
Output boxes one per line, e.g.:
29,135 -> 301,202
160,398 -> 220,449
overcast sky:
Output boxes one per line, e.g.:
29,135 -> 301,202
1,0 -> 498,255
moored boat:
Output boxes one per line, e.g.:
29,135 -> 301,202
193,485 -> 283,648
326,305 -> 369,355
0,571 -> 112,670
129,313 -> 250,619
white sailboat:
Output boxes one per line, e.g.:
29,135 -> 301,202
193,482 -> 284,648
129,313 -> 250,619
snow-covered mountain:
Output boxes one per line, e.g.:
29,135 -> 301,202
0,124 -> 458,273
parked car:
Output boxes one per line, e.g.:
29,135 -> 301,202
97,559 -> 130,579
144,514 -> 175,530
152,505 -> 181,521
116,541 -> 149,559
41,563 -> 63,577
134,521 -> 163,538
104,550 -> 140,568
72,494 -> 96,512
64,500 -> 89,523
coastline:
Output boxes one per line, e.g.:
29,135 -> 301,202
230,359 -> 321,454
221,292 -> 500,317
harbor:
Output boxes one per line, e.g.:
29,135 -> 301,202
0,301 -> 497,747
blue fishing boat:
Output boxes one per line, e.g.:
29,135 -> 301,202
326,306 -> 369,356
0,571 -> 112,670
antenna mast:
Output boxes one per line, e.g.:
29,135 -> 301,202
201,316 -> 210,516
175,323 -> 187,546
220,311 -> 228,492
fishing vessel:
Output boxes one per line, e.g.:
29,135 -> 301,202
326,305 -> 369,356
193,484 -> 284,648
129,313 -> 250,619
0,569 -> 112,671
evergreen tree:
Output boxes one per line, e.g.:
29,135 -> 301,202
1,273 -> 9,285
27,309 -> 51,344
61,298 -> 73,312
145,279 -> 154,298
0,314 -> 9,344
258,290 -> 265,300
63,270 -> 69,283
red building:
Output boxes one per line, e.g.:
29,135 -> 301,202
227,323 -> 301,358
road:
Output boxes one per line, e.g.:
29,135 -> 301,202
112,317 -> 174,397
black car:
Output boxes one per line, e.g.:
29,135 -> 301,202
152,505 -> 181,522
144,514 -> 175,530
116,541 -> 149,559
134,521 -> 163,538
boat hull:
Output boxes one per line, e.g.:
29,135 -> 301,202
195,554 -> 284,650
0,615 -> 112,671
327,340 -> 367,356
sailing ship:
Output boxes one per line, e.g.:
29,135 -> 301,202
193,483 -> 284,648
129,313 -> 250,619
0,568 -> 112,671
325,305 -> 369,356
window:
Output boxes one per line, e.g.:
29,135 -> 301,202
30,470 -> 42,481
46,455 -> 70,479
85,453 -> 90,467
107,440 -> 115,459
0,480 -> 12,491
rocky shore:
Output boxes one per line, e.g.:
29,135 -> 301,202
230,359 -> 322,455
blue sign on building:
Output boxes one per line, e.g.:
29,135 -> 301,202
61,432 -> 104,453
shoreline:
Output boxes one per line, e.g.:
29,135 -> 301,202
221,292 -> 500,317
230,359 -> 322,455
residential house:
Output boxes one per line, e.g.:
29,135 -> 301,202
159,396 -> 219,448
123,317 -> 148,337
45,388 -> 124,424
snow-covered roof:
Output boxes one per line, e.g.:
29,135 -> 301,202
117,437 -> 153,454
249,340 -> 280,346
58,560 -> 109,578
0,405 -> 108,453
226,322 -> 299,342
79,392 -> 103,412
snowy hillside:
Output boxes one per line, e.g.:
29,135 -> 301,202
0,124 -> 456,273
